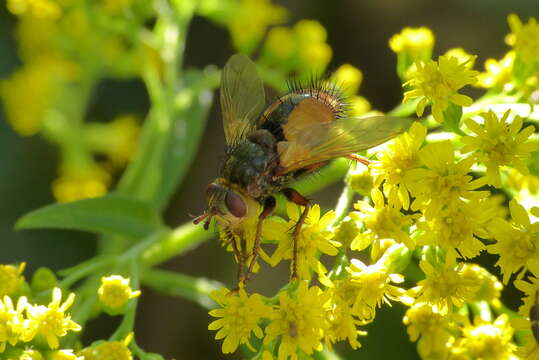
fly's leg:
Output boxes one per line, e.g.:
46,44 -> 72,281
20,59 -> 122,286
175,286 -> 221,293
229,233 -> 246,287
346,153 -> 371,166
282,188 -> 310,280
244,196 -> 276,284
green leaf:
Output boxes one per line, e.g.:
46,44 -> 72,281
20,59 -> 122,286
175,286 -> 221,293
16,194 -> 161,239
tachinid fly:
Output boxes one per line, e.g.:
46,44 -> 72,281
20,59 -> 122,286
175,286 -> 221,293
194,54 -> 412,285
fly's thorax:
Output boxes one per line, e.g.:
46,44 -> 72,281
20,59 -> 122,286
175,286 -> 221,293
221,136 -> 278,195
206,179 -> 261,228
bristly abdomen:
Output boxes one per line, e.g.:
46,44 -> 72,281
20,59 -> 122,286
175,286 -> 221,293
260,76 -> 347,143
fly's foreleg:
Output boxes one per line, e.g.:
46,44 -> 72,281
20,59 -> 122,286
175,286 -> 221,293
244,196 -> 276,284
282,188 -> 310,280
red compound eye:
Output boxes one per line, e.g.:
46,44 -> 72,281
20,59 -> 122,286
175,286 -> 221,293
225,191 -> 246,218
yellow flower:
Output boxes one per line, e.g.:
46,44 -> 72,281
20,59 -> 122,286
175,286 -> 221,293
463,265 -> 502,303
348,165 -> 374,196
79,333 -> 133,360
462,110 -> 539,187
405,141 -> 488,218
263,26 -> 295,62
332,213 -> 361,249
49,349 -> 84,360
98,275 -> 141,312
403,55 -> 479,123
444,48 -> 476,68
417,199 -> 495,259
24,288 -> 81,349
506,14 -> 539,64
487,199 -> 539,284
0,263 -> 26,297
477,52 -> 515,89
7,0 -> 62,19
19,349 -> 45,360
403,302 -> 454,359
331,64 -> 363,96
389,27 -> 434,58
409,258 -> 481,314
208,288 -> 271,354
228,0 -> 287,53
347,95 -> 371,117
52,164 -> 110,203
343,253 -> 409,321
270,204 -> 339,280
0,295 -> 27,352
351,188 -> 417,251
15,16 -> 59,62
0,57 -> 78,136
457,315 -> 517,360
370,121 -> 427,209
324,295 -> 367,350
264,282 -> 330,360
295,20 -> 332,70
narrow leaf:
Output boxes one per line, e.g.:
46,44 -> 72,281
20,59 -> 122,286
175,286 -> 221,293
16,194 -> 161,239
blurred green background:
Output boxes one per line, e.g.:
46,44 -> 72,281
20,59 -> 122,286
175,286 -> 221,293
1,1 -> 538,359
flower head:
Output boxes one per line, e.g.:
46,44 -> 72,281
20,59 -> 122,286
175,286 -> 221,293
389,27 -> 434,59
370,121 -> 427,209
487,199 -> 539,283
209,288 -> 271,354
340,253 -> 410,321
352,189 -> 417,251
264,282 -> 330,360
79,333 -> 133,360
456,315 -> 517,360
269,204 -> 339,280
7,0 -> 62,19
462,110 -> 539,187
477,52 -> 515,89
506,14 -> 539,63
228,0 -> 287,53
331,64 -> 363,96
24,288 -> 81,349
0,263 -> 26,297
417,199 -> 495,259
98,275 -> 141,312
403,302 -> 455,359
405,141 -> 488,218
324,293 -> 367,350
409,258 -> 481,314
403,55 -> 479,123
295,20 -> 332,70
0,295 -> 27,352
49,349 -> 84,360
52,164 -> 110,202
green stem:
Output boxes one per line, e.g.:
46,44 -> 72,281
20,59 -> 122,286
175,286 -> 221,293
330,171 -> 355,228
59,256 -> 115,289
140,268 -> 222,310
141,223 -> 213,267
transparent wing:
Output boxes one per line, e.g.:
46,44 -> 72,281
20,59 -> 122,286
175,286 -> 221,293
220,54 -> 266,144
277,116 -> 414,173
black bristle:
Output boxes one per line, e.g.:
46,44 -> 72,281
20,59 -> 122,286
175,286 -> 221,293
282,73 -> 348,119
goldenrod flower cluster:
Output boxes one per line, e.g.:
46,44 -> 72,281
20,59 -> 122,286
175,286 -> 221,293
0,262 -> 139,360
208,14 -> 539,360
5,0 -> 539,358
2,0 -> 144,202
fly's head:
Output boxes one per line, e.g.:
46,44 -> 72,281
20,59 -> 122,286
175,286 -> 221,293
193,179 -> 256,230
